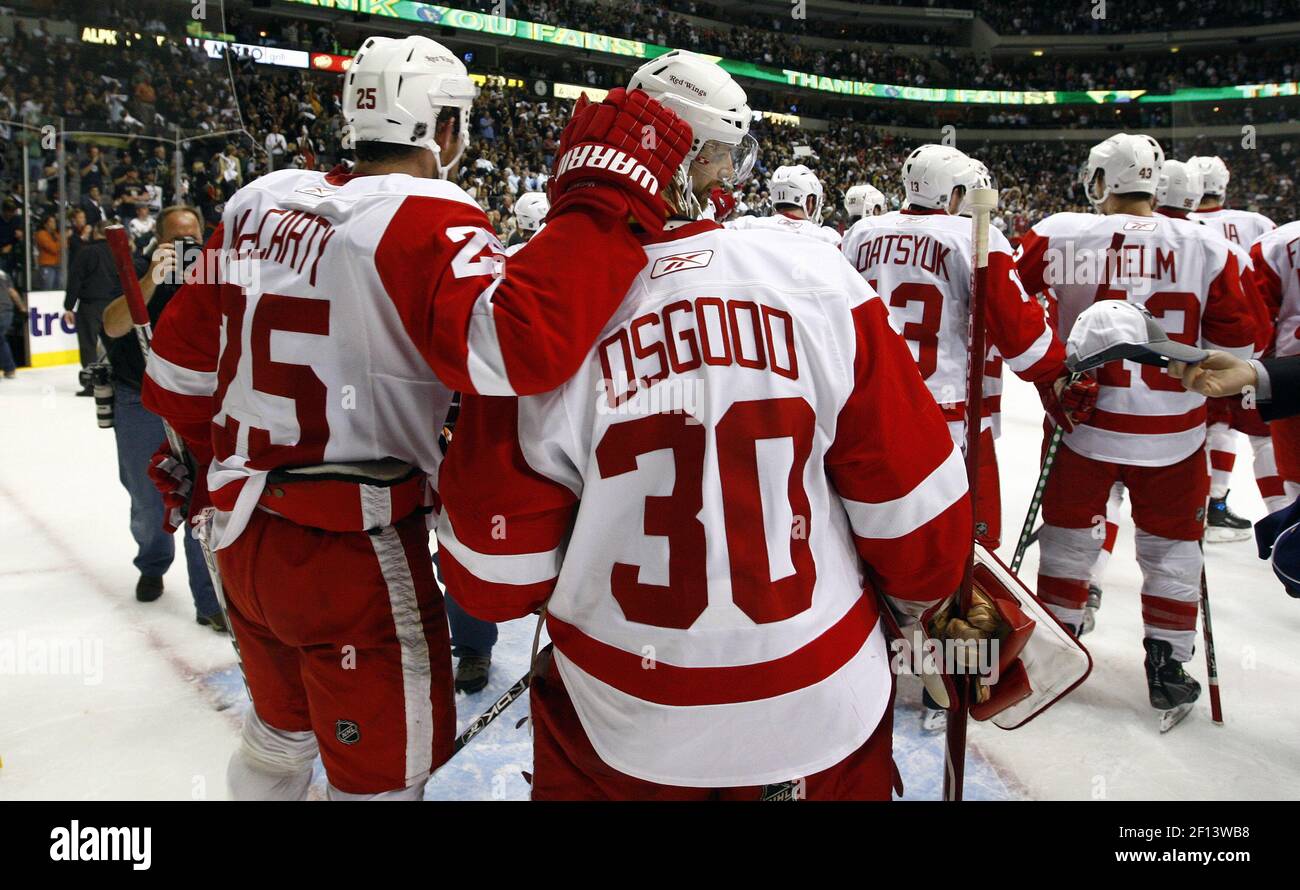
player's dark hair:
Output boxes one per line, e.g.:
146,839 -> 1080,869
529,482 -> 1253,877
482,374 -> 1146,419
354,142 -> 428,164
773,201 -> 800,211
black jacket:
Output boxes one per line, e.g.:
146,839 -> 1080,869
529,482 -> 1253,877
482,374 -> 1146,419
64,240 -> 122,311
104,279 -> 179,391
1261,356 -> 1300,422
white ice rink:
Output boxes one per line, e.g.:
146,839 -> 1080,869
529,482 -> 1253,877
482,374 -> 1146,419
2,364 -> 1298,800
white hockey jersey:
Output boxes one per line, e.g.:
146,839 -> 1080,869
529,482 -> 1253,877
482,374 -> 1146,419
1190,206 -> 1276,249
1251,219 -> 1300,358
436,220 -> 971,787
1017,211 -> 1258,466
143,166 -> 655,547
840,208 -> 1064,445
726,212 -> 842,247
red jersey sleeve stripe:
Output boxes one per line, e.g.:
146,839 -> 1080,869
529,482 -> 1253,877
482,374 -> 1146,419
435,512 -> 563,587
840,445 -> 966,540
437,547 -> 555,623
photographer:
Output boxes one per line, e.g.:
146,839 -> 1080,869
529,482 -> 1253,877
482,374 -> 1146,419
99,206 -> 223,630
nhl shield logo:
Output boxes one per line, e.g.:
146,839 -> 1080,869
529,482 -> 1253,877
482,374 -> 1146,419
336,719 -> 361,745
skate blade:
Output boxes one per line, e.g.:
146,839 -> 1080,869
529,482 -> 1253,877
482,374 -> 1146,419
1080,608 -> 1097,636
921,709 -> 947,734
1159,702 -> 1195,733
1203,527 -> 1252,544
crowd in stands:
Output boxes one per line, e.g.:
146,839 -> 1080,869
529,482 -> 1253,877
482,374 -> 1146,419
977,0 -> 1300,36
1,2 -> 1297,303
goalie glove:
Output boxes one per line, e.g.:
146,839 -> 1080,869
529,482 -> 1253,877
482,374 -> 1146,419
549,88 -> 693,233
1037,372 -> 1098,433
884,544 -> 1092,727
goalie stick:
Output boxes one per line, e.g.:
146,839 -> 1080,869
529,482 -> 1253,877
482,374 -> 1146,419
942,186 -> 999,802
104,226 -> 247,693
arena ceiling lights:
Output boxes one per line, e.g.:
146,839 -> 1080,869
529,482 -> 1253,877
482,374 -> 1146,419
281,0 -> 1300,106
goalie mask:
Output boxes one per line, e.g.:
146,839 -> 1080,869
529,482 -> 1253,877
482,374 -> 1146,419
770,164 -> 825,221
344,35 -> 478,180
1082,133 -> 1164,210
628,49 -> 758,218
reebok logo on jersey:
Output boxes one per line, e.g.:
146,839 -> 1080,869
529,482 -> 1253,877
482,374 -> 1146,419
1123,220 -> 1158,232
295,185 -> 337,198
651,250 -> 714,278
557,145 -> 659,195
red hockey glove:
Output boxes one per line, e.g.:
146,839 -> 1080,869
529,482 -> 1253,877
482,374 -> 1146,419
549,88 -> 693,233
1037,373 -> 1098,433
708,187 -> 737,222
147,443 -> 209,535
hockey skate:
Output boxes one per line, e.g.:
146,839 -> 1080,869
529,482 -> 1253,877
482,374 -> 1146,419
1144,638 -> 1201,732
1204,492 -> 1252,543
1079,585 -> 1102,636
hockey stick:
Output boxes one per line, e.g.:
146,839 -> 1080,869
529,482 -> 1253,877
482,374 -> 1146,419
105,226 -> 245,688
1198,543 -> 1224,724
942,186 -> 999,803
1009,395 -> 1073,576
451,648 -> 544,754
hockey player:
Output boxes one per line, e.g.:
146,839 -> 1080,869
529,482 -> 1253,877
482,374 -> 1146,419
1250,219 -> 1300,509
1015,133 -> 1258,724
844,183 -> 887,223
1157,159 -> 1287,527
1188,156 -> 1277,247
840,147 -> 1090,733
435,50 -> 1026,800
728,164 -> 842,246
1188,155 -> 1282,528
505,191 -> 549,255
841,145 -> 1090,549
140,34 -> 693,800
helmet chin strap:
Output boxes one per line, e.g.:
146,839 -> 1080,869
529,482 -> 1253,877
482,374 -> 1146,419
433,129 -> 467,180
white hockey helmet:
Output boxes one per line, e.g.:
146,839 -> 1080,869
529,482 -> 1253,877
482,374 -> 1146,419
628,49 -> 757,189
514,191 -> 550,232
901,144 -> 972,211
953,157 -> 993,216
844,183 -> 886,219
1155,159 -> 1204,212
344,35 -> 478,179
1187,155 -> 1230,197
770,164 -> 825,221
1082,133 -> 1164,209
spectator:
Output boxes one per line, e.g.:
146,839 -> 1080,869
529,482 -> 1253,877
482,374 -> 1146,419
34,214 -> 62,290
98,205 -> 224,627
80,185 -> 110,227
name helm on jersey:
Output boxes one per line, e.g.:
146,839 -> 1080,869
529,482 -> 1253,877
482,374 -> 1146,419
627,49 -> 757,219
343,35 -> 478,179
1155,159 -> 1204,212
902,145 -> 973,211
844,184 -> 886,220
1082,133 -> 1164,209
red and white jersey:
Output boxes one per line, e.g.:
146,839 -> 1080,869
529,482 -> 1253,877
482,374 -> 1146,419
1251,219 -> 1300,358
726,212 -> 842,247
1190,206 -> 1276,248
436,220 -> 970,787
1017,212 -> 1257,467
143,166 -> 650,548
840,208 -> 1064,445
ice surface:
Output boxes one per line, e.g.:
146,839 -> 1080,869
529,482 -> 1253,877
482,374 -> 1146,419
2,366 -> 1296,800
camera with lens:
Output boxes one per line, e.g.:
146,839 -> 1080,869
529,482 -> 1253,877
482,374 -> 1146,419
175,237 -> 201,280
79,360 -> 115,429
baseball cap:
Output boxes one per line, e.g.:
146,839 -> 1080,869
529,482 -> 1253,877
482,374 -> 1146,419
1066,300 -> 1209,372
